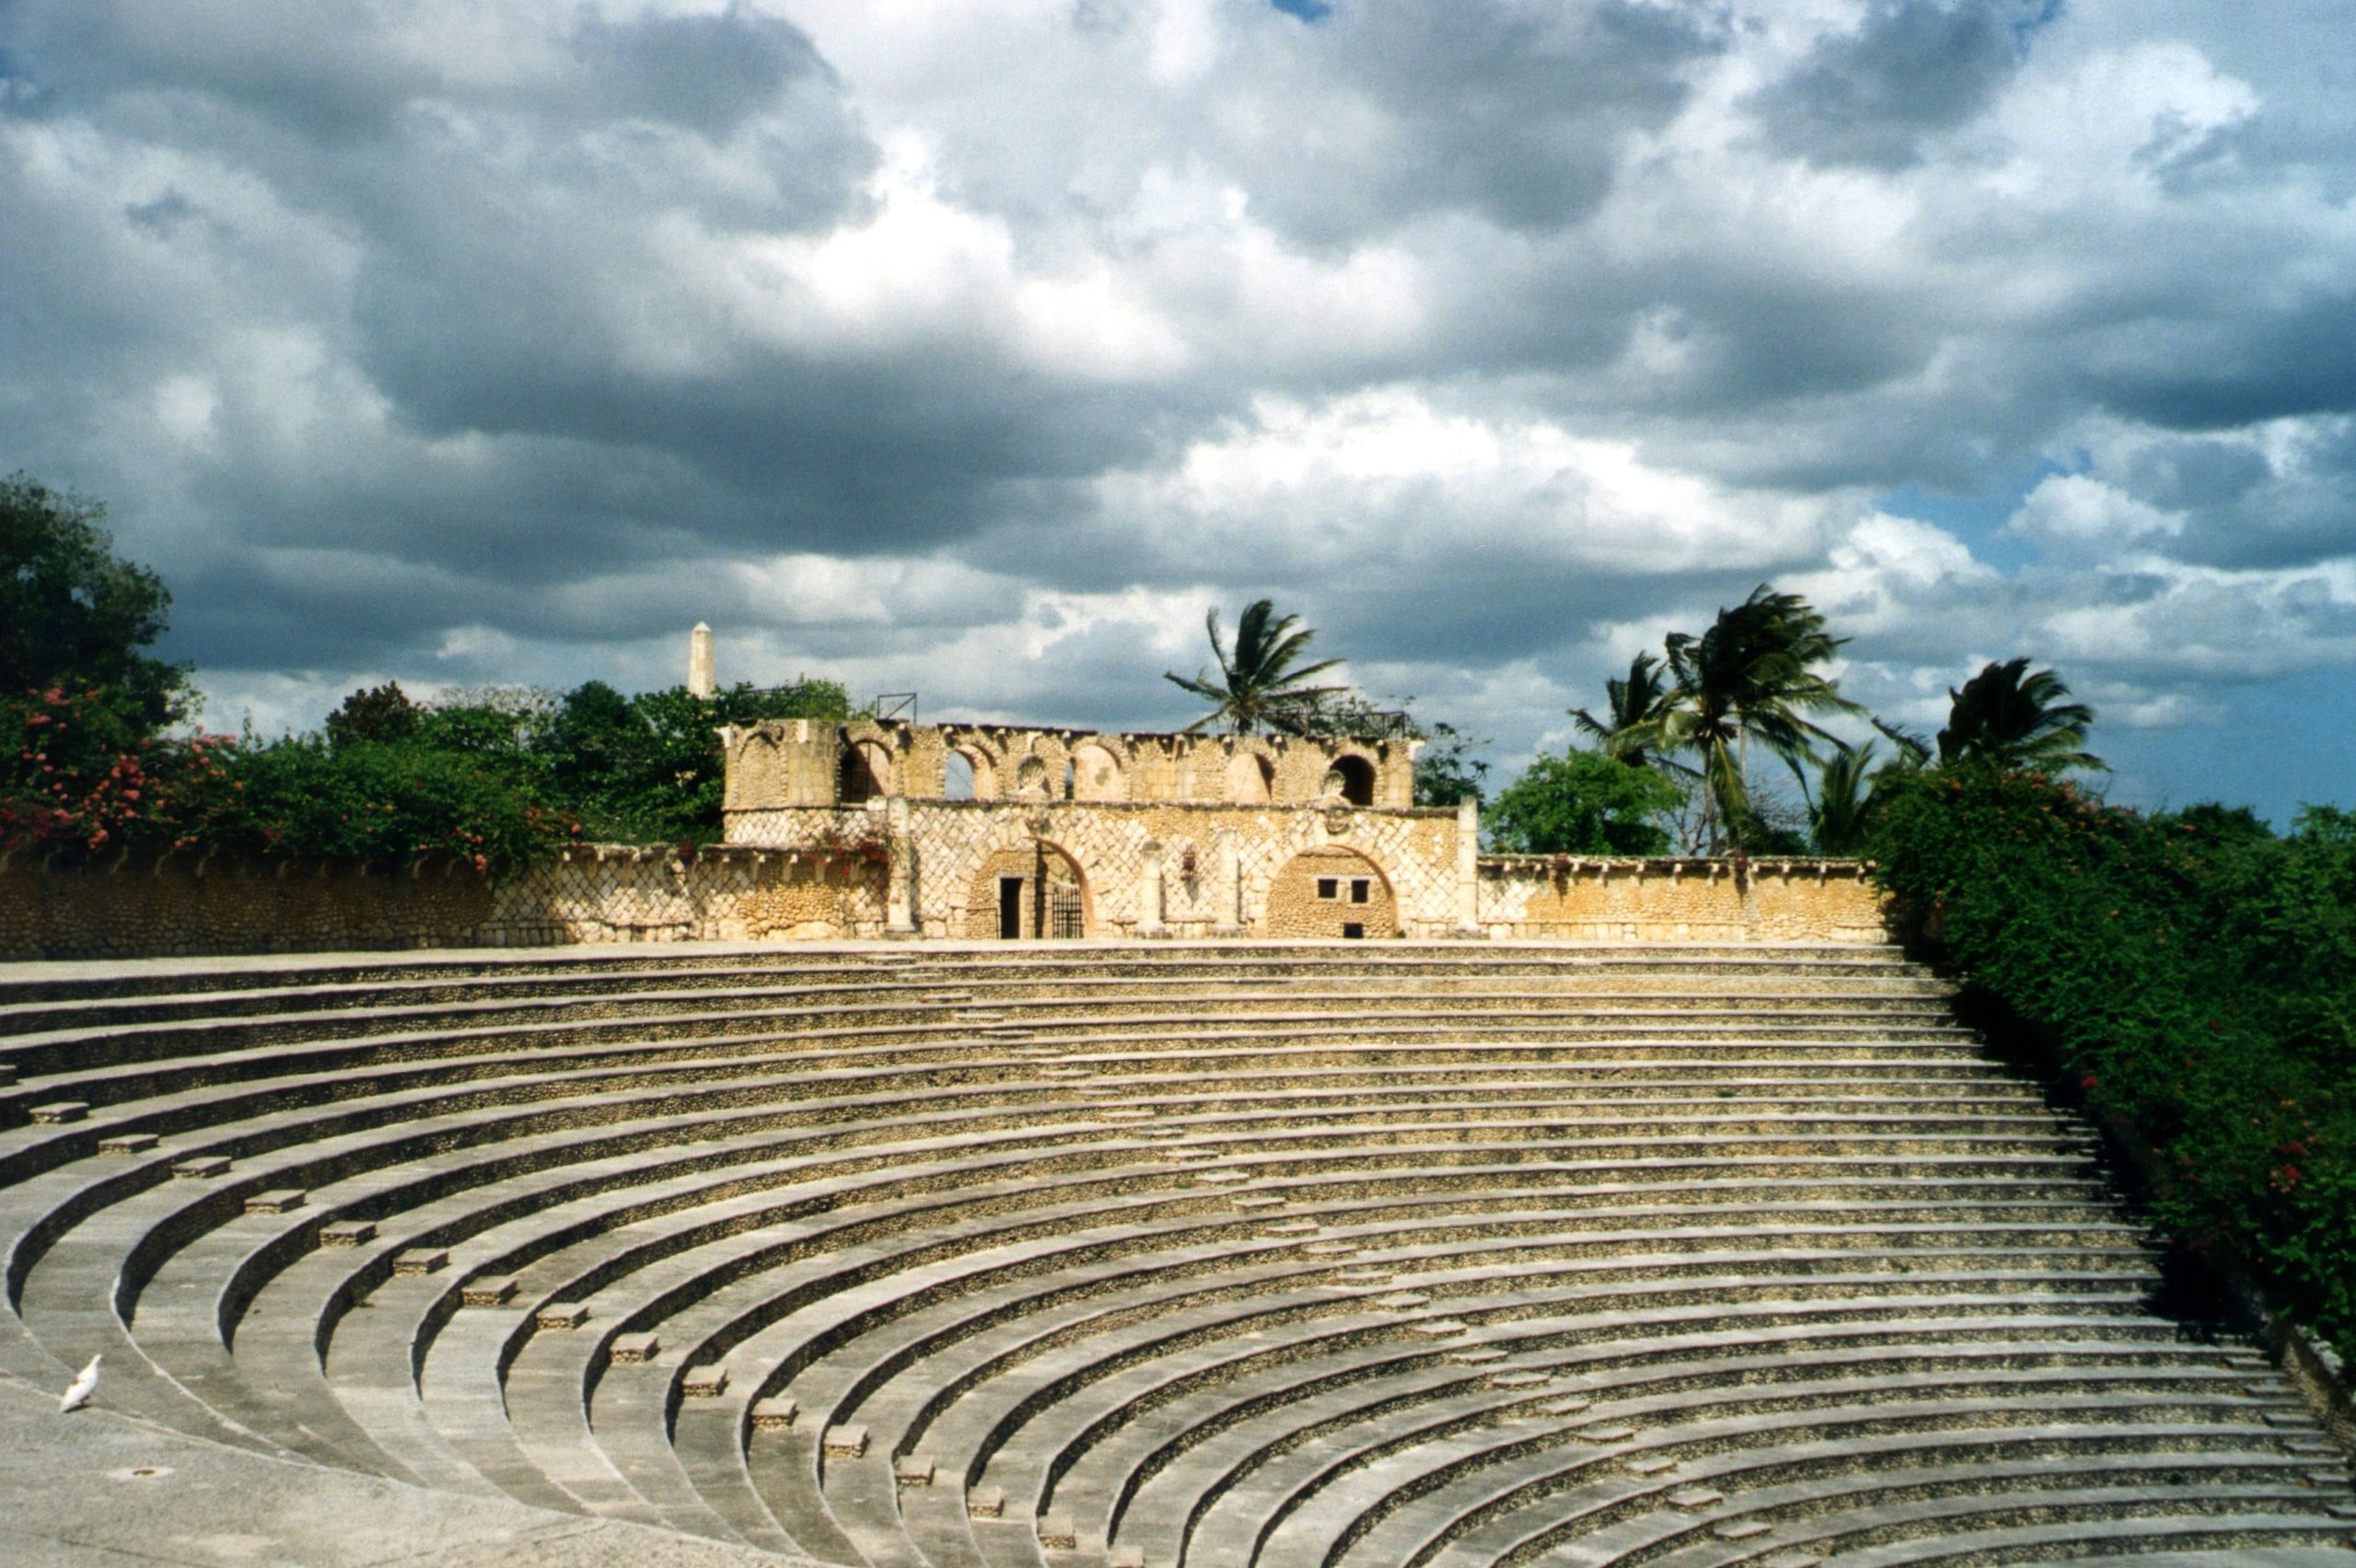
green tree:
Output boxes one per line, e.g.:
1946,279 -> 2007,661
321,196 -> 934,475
1935,658 -> 2104,774
416,686 -> 556,755
1807,742 -> 1879,855
1571,651 -> 1677,768
1485,748 -> 1682,856
1617,585 -> 1864,851
1164,599 -> 1348,735
1411,721 -> 1489,806
0,473 -> 191,730
325,683 -> 421,748
539,676 -> 855,843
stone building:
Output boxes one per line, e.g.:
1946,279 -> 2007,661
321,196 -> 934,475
717,717 -> 1473,940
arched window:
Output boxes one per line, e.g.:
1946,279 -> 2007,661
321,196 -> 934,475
839,740 -> 894,803
944,751 -> 976,800
1333,755 -> 1377,807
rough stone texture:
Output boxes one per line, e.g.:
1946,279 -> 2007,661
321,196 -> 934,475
0,845 -> 889,960
722,718 -> 1417,810
1263,844 -> 1401,939
731,799 -> 1463,940
1481,855 -> 1891,943
3,835 -> 1893,956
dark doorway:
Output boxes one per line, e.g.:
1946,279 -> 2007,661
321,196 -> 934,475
999,877 -> 1023,940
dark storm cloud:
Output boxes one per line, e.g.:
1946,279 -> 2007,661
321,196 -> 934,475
3,0 -> 2356,817
0,2 -> 437,140
568,4 -> 833,137
1750,0 -> 2031,169
2118,427 -> 2356,573
2073,291 -> 2356,432
1317,2 -> 1726,233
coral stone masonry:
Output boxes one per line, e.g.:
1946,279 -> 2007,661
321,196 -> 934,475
710,715 -> 1891,944
3,711 -> 1891,958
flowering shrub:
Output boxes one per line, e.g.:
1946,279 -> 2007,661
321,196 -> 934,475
0,685 -> 234,852
5,677 -> 858,879
1870,767 -> 2356,1360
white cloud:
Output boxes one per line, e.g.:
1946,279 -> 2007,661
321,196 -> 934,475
2004,473 -> 2181,556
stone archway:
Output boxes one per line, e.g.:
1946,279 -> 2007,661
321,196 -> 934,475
1327,754 -> 1378,807
1262,846 -> 1399,939
946,745 -> 998,801
839,739 -> 894,803
965,838 -> 1092,940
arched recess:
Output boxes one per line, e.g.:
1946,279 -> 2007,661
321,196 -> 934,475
1261,846 -> 1399,939
945,744 -> 998,801
1224,749 -> 1276,805
1070,742 -> 1125,801
839,739 -> 895,803
1328,754 -> 1378,807
964,838 -> 1093,940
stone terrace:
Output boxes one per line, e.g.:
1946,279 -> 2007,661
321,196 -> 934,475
0,940 -> 2350,1567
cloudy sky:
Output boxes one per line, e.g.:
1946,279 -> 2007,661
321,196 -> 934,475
4,0 -> 2352,820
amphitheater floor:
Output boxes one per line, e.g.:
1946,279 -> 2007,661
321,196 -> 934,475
0,1365 -> 822,1566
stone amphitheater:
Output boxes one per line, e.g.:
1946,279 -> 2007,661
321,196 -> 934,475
1,939 -> 2351,1567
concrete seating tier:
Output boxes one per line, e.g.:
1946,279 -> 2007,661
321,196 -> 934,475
0,940 -> 2345,1568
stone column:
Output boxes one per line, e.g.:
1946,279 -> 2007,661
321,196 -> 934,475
687,623 -> 717,699
1211,829 -> 1245,938
1453,795 -> 1487,939
1136,840 -> 1167,939
884,796 -> 918,939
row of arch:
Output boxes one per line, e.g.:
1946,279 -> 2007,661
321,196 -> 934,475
843,739 -> 1381,807
955,838 -> 1401,940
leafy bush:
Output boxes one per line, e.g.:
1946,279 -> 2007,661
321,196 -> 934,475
1870,767 -> 2356,1359
1,685 -> 233,853
204,737 -> 572,877
1485,749 -> 1682,855
5,674 -> 858,877
541,678 -> 852,843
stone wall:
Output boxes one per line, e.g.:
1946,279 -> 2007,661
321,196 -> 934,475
0,845 -> 888,960
1479,856 -> 1891,943
721,719 -> 1419,810
1264,845 -> 1402,939
728,799 -> 1466,940
1,838 -> 1893,960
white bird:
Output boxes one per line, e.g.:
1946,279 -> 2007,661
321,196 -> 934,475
59,1354 -> 99,1413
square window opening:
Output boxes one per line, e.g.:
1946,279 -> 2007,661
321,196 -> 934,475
1350,879 -> 1371,904
1316,877 -> 1340,900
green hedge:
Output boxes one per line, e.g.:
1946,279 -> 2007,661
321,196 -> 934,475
1870,767 -> 2356,1359
4,678 -> 853,879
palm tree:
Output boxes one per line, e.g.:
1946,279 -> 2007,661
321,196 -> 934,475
1618,585 -> 1865,851
1871,716 -> 1932,770
1571,651 -> 1676,767
1936,659 -> 2106,773
1807,742 -> 1878,855
1164,599 -> 1349,735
